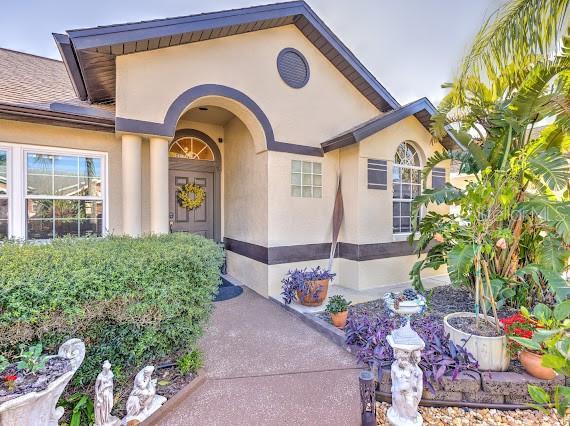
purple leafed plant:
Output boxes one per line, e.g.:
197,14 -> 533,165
345,313 -> 479,393
281,267 -> 336,304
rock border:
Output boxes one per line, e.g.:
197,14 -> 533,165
144,368 -> 207,426
272,299 -> 565,410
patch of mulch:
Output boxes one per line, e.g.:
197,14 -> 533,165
0,356 -> 72,403
448,316 -> 503,337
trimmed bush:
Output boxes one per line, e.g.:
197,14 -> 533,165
0,234 -> 224,389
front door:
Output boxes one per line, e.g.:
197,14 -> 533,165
169,170 -> 214,238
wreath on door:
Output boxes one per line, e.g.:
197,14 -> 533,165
177,183 -> 206,210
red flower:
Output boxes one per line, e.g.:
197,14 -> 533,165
4,375 -> 16,382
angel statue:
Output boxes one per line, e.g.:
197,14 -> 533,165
94,361 -> 120,426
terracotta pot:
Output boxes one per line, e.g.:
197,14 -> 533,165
330,310 -> 348,328
296,279 -> 329,306
519,350 -> 557,380
443,312 -> 510,371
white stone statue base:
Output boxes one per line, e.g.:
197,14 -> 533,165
123,395 -> 166,425
101,416 -> 121,426
387,406 -> 423,426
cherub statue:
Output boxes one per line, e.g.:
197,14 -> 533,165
94,361 -> 120,426
390,349 -> 423,424
124,366 -> 166,424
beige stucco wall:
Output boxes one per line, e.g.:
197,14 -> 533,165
115,25 -> 379,149
223,117 -> 268,246
0,119 -> 122,234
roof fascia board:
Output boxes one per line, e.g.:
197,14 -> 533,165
52,33 -> 88,101
69,3 -> 306,50
299,6 -> 399,109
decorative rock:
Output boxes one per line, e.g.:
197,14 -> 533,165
94,361 -> 120,426
123,366 -> 166,425
386,323 -> 425,426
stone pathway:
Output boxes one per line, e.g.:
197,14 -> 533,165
154,287 -> 362,426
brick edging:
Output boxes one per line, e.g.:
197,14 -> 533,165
143,368 -> 208,425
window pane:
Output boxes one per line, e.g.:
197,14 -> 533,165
0,150 -> 6,195
393,184 -> 402,199
302,161 -> 312,173
79,157 -> 101,178
412,185 -> 421,198
55,200 -> 79,219
393,202 -> 400,217
313,187 -> 322,198
55,219 -> 79,237
393,167 -> 400,183
291,160 -> 302,173
291,173 -> 302,185
0,199 -> 7,239
401,217 -> 411,232
402,184 -> 412,199
313,163 -> 322,174
77,176 -> 102,197
27,174 -> 54,195
291,185 -> 302,197
54,155 -> 78,176
27,220 -> 54,240
27,199 -> 53,220
79,201 -> 103,219
412,170 -> 421,184
401,202 -> 411,217
27,153 -> 53,175
54,175 -> 79,196
302,186 -> 312,197
80,218 -> 102,237
313,174 -> 322,186
302,174 -> 312,185
393,217 -> 400,233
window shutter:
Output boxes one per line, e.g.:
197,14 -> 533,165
368,159 -> 387,190
432,167 -> 446,189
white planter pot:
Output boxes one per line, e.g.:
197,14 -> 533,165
0,339 -> 85,426
444,312 -> 509,372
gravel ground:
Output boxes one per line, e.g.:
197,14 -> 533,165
376,402 -> 568,426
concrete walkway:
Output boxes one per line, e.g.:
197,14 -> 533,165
156,287 -> 363,426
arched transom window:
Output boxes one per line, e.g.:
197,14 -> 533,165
393,141 -> 422,234
169,137 -> 214,161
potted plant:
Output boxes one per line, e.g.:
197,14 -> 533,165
325,295 -> 351,328
0,339 -> 85,426
504,303 -> 569,380
281,267 -> 335,307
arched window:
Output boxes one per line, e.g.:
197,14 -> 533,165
169,137 -> 214,161
393,141 -> 422,233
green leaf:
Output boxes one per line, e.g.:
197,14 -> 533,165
447,243 -> 477,286
554,301 -> 570,321
510,336 -> 542,351
528,384 -> 551,405
70,411 -> 82,426
541,353 -> 567,370
533,303 -> 552,322
527,149 -> 570,191
516,198 -> 570,243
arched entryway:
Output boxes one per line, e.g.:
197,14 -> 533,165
168,129 -> 221,241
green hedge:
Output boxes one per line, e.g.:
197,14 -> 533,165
0,234 -> 224,388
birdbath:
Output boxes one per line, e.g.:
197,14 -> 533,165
383,289 -> 426,326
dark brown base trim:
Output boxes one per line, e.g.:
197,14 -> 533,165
224,237 -> 424,265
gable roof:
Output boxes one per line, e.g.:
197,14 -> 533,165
321,97 -> 460,152
0,48 -> 114,131
54,1 -> 400,110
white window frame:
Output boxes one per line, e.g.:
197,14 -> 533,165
291,160 -> 323,199
0,144 -> 11,239
392,142 -> 423,237
0,142 -> 108,240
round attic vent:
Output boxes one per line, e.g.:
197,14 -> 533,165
277,48 -> 310,89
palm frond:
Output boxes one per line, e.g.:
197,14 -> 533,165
527,148 -> 570,191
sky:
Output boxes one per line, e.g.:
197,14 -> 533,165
0,0 -> 503,105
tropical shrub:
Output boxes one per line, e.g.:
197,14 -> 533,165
345,313 -> 478,393
0,234 -> 224,390
281,267 -> 335,304
410,25 -> 570,309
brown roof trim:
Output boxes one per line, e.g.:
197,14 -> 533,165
321,97 -> 461,152
0,102 -> 115,132
53,33 -> 88,101
60,1 -> 399,110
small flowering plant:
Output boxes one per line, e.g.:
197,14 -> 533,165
3,374 -> 17,391
281,267 -> 335,304
500,312 -> 536,355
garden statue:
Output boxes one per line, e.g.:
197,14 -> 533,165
94,361 -> 120,426
124,366 -> 166,425
386,322 -> 424,426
